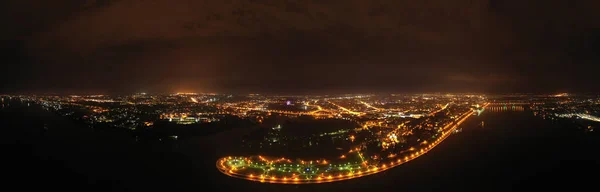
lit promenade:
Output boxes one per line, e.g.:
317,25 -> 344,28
216,103 -> 489,184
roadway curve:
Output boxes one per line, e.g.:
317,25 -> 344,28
216,103 -> 488,184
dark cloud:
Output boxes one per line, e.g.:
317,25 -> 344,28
2,0 -> 600,94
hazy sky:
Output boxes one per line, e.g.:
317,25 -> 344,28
2,0 -> 600,94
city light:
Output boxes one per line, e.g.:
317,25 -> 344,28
215,104 -> 486,184
11,93 -> 525,184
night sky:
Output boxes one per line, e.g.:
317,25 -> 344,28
2,0 -> 600,94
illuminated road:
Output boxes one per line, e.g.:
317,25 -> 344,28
326,101 -> 364,116
225,106 -> 332,117
428,103 -> 450,116
358,100 -> 382,111
218,100 -> 371,117
305,101 -> 331,115
216,103 -> 489,184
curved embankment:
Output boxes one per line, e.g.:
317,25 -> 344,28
217,104 -> 486,184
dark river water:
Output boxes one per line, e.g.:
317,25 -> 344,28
2,99 -> 599,191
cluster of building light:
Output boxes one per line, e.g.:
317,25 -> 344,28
556,113 -> 600,122
216,104 -> 488,184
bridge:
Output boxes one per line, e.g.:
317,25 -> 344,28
486,105 -> 525,112
488,102 -> 544,105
